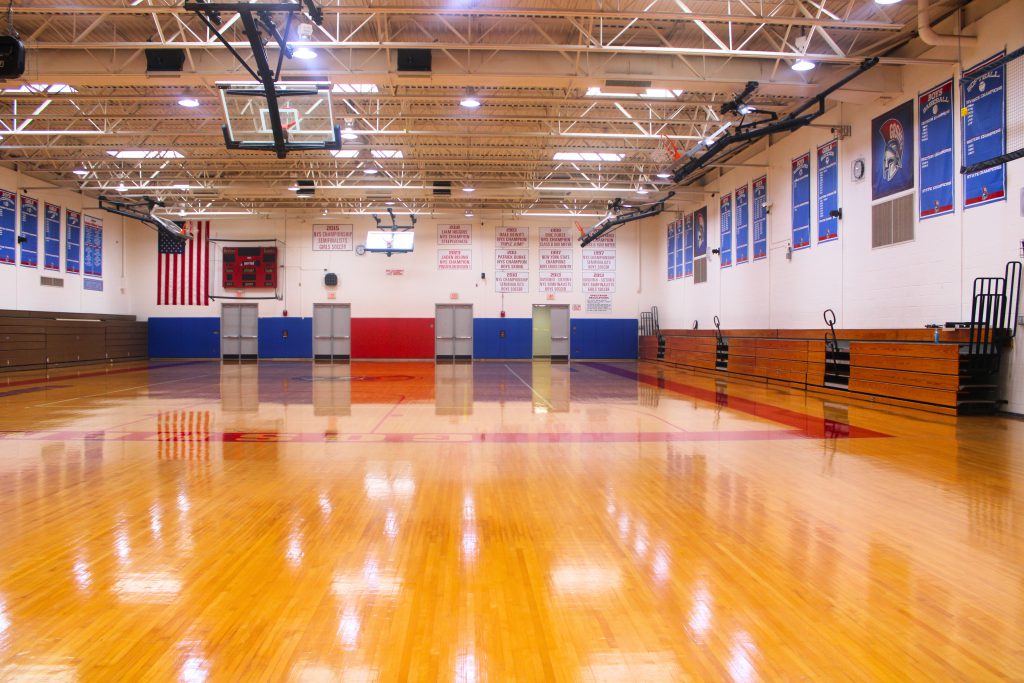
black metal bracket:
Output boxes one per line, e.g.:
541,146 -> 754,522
713,315 -> 723,345
184,0 -> 340,158
824,308 -> 839,355
579,191 -> 675,247
673,57 -> 879,184
97,195 -> 192,238
369,207 -> 417,257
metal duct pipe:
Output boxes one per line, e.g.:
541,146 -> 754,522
918,0 -> 976,47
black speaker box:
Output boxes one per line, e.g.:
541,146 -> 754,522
324,272 -> 338,286
145,48 -> 186,72
397,49 -> 432,72
0,36 -> 26,79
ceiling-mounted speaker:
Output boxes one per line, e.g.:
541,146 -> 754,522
0,36 -> 26,79
432,180 -> 451,196
324,272 -> 338,286
145,48 -> 186,72
397,49 -> 432,73
296,179 -> 315,197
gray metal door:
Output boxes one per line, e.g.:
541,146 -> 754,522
222,303 -> 258,361
435,305 -> 455,359
550,305 -> 570,360
313,304 -> 351,362
436,304 -> 473,361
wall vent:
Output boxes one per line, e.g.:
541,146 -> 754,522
40,276 -> 64,288
694,257 -> 708,284
604,79 -> 652,89
871,194 -> 914,248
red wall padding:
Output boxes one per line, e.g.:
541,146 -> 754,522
351,318 -> 435,358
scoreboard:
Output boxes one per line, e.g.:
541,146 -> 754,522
222,246 -> 278,289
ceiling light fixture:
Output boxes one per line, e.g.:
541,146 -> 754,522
791,59 -> 816,72
363,168 -> 379,175
72,168 -> 89,176
293,47 -> 318,60
460,90 -> 482,108
656,171 -> 672,179
116,183 -> 128,192
874,0 -> 901,4
178,98 -> 200,108
462,186 -> 475,193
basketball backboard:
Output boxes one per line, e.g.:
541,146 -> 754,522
218,81 -> 341,157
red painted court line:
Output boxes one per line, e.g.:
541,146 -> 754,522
0,360 -> 214,389
0,429 -> 811,444
584,362 -> 889,439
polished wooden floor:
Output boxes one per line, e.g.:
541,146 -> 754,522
1,359 -> 1022,681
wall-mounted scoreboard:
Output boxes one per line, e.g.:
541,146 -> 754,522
222,246 -> 278,289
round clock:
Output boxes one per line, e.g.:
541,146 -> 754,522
355,244 -> 366,255
852,158 -> 866,181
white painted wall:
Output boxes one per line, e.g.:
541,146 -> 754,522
128,215 -> 648,320
0,165 -> 141,315
645,1 -> 1024,411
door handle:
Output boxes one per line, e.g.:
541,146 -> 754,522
240,335 -> 258,339
552,336 -> 569,340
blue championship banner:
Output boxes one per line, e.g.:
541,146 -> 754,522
19,195 -> 39,267
719,192 -> 733,268
694,206 -> 708,259
919,79 -> 955,219
961,52 -> 1006,209
791,153 -> 811,250
83,214 -> 103,278
0,189 -> 15,265
65,209 -> 82,274
816,139 -> 839,243
684,213 -> 694,277
44,203 -> 61,271
734,184 -> 749,264
872,100 -> 914,201
666,221 -> 678,280
752,175 -> 767,260
674,219 -> 683,279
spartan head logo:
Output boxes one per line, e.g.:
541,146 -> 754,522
879,117 -> 905,182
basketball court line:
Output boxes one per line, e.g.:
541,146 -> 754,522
0,360 -> 214,390
583,362 -> 889,439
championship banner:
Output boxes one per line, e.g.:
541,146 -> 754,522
666,221 -> 677,281
65,209 -> 81,274
684,213 -> 694,277
872,100 -> 914,201
752,175 -> 767,260
734,184 -> 749,264
693,206 -> 708,258
919,78 -> 955,219
0,189 -> 15,265
816,139 -> 839,243
673,219 -> 683,279
312,223 -> 353,251
44,203 -> 62,270
791,153 -> 811,250
83,214 -> 103,278
19,195 -> 39,267
719,192 -> 733,268
961,52 -> 1006,209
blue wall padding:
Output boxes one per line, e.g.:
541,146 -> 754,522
258,317 -> 313,358
148,317 -> 220,358
570,319 -> 638,359
473,318 -> 533,358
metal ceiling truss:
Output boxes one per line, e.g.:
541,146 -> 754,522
1,0 -> 974,214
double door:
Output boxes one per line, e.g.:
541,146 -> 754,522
435,304 -> 473,361
532,304 -> 570,361
221,303 -> 258,361
313,303 -> 351,362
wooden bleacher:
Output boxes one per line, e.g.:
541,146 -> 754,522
640,327 -> 981,415
0,310 -> 148,372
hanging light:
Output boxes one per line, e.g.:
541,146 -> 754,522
462,186 -> 476,193
460,89 -> 482,108
791,59 -> 816,72
72,168 -> 88,176
656,172 -> 671,179
178,98 -> 200,108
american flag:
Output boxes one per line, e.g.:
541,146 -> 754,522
157,220 -> 210,306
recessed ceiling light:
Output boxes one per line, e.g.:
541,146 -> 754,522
791,59 -> 816,72
293,47 -> 318,60
72,168 -> 88,176
178,98 -> 200,108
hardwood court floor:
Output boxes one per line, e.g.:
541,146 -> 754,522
1,359 -> 1022,681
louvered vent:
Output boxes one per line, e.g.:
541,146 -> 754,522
872,194 -> 914,248
40,276 -> 64,287
694,257 -> 708,284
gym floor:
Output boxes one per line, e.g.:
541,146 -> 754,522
1,360 -> 1021,680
